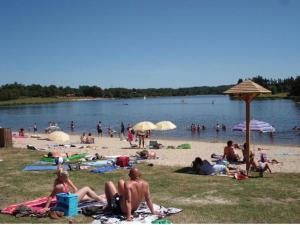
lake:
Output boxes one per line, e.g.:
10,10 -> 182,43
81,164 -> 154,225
0,95 -> 300,145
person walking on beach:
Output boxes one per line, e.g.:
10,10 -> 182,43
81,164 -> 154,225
33,123 -> 37,133
97,121 -> 102,137
104,167 -> 160,221
120,122 -> 125,140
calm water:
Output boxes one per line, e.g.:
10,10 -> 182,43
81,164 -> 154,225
0,95 -> 300,145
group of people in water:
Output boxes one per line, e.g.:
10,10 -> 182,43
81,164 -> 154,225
189,123 -> 226,133
42,167 -> 160,221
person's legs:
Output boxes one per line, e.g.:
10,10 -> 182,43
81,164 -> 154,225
75,186 -> 105,202
138,136 -> 141,148
117,179 -> 125,196
264,163 -> 272,173
142,136 -> 145,148
105,181 -> 118,208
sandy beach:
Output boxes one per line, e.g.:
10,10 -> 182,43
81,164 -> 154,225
11,132 -> 300,173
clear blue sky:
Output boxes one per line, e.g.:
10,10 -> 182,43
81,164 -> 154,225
0,0 -> 299,88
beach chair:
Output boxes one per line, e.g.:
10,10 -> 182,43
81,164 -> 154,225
149,140 -> 163,149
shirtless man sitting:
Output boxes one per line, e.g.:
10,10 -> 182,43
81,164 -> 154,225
223,140 -> 240,162
104,167 -> 160,221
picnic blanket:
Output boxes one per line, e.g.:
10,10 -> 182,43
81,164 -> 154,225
23,165 -> 69,171
92,202 -> 182,224
90,166 -> 119,174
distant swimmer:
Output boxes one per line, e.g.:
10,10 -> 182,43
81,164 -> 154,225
212,100 -> 214,104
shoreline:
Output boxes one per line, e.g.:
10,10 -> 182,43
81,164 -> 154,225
12,131 -> 300,173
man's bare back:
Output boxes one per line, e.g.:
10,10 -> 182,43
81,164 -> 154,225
105,167 -> 158,221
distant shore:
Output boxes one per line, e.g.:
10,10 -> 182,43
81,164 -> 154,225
0,93 -> 295,107
0,97 -> 111,106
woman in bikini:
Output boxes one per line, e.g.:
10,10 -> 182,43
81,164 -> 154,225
42,169 -> 105,212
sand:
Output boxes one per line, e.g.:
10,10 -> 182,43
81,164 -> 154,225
12,132 -> 300,173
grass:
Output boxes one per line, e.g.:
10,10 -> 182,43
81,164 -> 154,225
0,97 -> 76,106
0,97 -> 105,106
1,148 -> 300,223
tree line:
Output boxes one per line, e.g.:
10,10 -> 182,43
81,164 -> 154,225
0,75 -> 299,101
238,75 -> 300,96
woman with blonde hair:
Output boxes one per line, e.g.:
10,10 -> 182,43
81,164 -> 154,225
42,169 -> 105,212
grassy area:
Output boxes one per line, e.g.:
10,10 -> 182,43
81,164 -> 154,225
0,148 -> 300,223
256,92 -> 289,100
0,97 -> 75,106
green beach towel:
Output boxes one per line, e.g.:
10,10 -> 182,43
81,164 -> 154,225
40,153 -> 87,163
152,219 -> 172,224
177,143 -> 191,149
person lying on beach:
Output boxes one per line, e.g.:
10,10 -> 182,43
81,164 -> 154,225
223,140 -> 241,162
42,169 -> 105,212
104,167 -> 161,221
249,153 -> 272,177
192,157 -> 232,175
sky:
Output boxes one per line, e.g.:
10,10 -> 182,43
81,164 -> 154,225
0,0 -> 300,88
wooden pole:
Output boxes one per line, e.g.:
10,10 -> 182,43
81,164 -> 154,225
245,99 -> 251,173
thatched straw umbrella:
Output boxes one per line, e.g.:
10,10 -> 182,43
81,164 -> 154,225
224,80 -> 271,173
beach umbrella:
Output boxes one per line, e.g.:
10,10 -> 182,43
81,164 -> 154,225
133,121 -> 157,131
224,80 -> 271,173
155,121 -> 177,131
233,119 -> 275,133
49,131 -> 70,143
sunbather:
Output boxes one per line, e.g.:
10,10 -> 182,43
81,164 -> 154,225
104,167 -> 160,221
42,169 -> 105,212
86,133 -> 95,144
80,132 -> 86,143
192,157 -> 231,175
250,152 -> 272,177
223,140 -> 240,162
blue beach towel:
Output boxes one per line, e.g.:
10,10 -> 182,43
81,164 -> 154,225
90,166 -> 118,174
23,165 -> 69,171
83,160 -> 114,167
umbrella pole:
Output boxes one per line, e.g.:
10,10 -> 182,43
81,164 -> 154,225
245,99 -> 251,174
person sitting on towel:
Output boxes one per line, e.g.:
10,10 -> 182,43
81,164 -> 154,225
42,169 -> 105,212
192,157 -> 230,175
104,167 -> 161,221
86,133 -> 95,144
250,152 -> 272,177
223,140 -> 240,162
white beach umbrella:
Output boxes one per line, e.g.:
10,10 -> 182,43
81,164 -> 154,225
155,121 -> 177,131
133,121 -> 157,131
49,131 -> 70,143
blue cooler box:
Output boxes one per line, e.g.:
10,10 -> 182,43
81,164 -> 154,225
55,193 -> 78,216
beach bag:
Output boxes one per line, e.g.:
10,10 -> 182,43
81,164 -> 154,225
116,156 -> 129,167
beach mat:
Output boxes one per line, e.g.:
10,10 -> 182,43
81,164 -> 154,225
92,202 -> 182,224
40,153 -> 87,163
83,160 -> 114,167
1,197 -> 57,215
177,144 -> 191,149
90,166 -> 118,174
23,165 -> 69,171
1,198 -> 105,216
